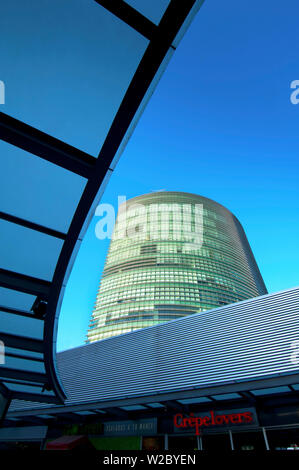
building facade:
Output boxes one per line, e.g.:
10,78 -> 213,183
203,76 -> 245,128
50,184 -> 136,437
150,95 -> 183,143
87,192 -> 267,342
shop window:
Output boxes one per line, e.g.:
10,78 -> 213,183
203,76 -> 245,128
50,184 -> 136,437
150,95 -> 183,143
232,431 -> 266,451
168,436 -> 197,450
267,428 -> 299,451
202,433 -> 231,451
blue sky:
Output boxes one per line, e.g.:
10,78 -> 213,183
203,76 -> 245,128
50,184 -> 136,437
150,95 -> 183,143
53,1 -> 299,350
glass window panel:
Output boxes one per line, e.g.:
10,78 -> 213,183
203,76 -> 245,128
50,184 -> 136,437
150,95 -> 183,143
0,0 -> 148,155
147,402 -> 164,408
3,382 -> 54,395
0,390 -> 9,420
178,397 -> 211,405
0,219 -> 64,281
201,434 -> 231,452
125,0 -> 170,25
267,429 -> 299,451
5,347 -> 43,360
0,288 -> 36,310
211,393 -> 241,400
3,356 -> 46,374
250,386 -> 291,396
0,311 -> 43,339
0,142 -> 86,233
36,415 -> 55,419
169,436 -> 198,451
120,404 -> 147,411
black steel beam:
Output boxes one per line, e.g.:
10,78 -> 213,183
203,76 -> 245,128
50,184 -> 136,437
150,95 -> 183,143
0,112 -> 96,178
0,366 -> 47,384
94,0 -> 157,40
0,268 -> 51,298
0,332 -> 44,353
0,211 -> 66,240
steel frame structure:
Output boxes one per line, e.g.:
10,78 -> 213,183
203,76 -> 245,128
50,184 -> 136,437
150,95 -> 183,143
0,0 -> 202,406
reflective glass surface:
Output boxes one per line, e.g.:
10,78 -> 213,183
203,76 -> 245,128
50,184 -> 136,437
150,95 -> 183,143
0,141 -> 87,233
211,393 -> 241,400
6,347 -> 43,360
0,0 -> 203,402
0,0 -> 148,155
87,192 -> 267,342
0,288 -> 36,310
0,311 -> 43,339
3,355 -> 46,374
125,0 -> 171,25
0,219 -> 63,281
250,386 -> 291,396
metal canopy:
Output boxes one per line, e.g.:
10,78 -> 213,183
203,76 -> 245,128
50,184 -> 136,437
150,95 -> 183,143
4,373 -> 299,429
0,0 -> 203,405
5,286 -> 299,418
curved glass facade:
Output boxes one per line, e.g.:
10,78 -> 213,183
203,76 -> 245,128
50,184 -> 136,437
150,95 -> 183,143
87,192 -> 267,342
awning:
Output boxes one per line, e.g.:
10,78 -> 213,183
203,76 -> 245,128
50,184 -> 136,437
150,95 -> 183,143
0,1 -> 204,406
46,435 -> 89,451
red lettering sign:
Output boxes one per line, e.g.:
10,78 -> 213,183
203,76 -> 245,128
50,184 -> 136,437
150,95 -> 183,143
173,410 -> 254,435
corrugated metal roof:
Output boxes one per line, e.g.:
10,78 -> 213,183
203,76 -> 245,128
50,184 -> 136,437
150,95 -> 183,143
8,287 -> 299,413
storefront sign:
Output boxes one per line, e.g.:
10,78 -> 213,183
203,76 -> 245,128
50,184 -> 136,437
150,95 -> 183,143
64,421 -> 104,435
104,418 -> 157,436
174,408 -> 258,435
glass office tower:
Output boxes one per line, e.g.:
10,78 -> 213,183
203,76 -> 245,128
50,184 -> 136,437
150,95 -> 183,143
87,192 -> 267,342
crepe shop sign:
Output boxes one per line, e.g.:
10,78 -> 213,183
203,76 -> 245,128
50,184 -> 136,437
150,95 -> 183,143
174,411 -> 254,435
